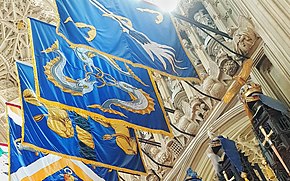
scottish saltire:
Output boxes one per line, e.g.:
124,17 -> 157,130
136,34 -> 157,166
54,0 -> 199,80
29,18 -> 172,135
7,103 -> 119,181
16,61 -> 146,175
0,143 -> 8,180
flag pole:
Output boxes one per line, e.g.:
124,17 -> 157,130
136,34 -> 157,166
171,12 -> 232,39
171,12 -> 249,59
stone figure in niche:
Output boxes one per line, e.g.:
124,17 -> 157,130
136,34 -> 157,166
156,149 -> 173,166
182,39 -> 201,65
144,142 -> 174,179
193,9 -> 216,40
216,47 -> 240,77
146,172 -> 159,181
173,109 -> 191,145
172,99 -> 204,146
201,72 -> 227,99
166,78 -> 183,100
148,145 -> 160,166
155,148 -> 173,177
205,34 -> 240,78
228,16 -> 258,56
206,16 -> 258,82
143,145 -> 161,179
239,82 -> 290,180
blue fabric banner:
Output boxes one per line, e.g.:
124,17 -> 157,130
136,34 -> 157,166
185,168 -> 202,181
16,61 -> 146,175
7,103 -> 119,181
29,18 -> 172,135
55,0 -> 199,80
218,136 -> 243,173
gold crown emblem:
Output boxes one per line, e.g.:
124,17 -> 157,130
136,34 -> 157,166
239,82 -> 262,103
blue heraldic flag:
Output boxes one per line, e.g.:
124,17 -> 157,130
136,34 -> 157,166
7,103 -> 119,181
185,168 -> 202,181
218,136 -> 243,173
29,18 -> 172,135
16,61 -> 146,175
55,0 -> 199,80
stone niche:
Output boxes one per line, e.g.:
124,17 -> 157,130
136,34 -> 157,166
187,2 -> 217,44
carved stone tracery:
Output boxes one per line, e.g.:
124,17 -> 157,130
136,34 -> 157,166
0,0 -> 56,142
235,127 -> 279,181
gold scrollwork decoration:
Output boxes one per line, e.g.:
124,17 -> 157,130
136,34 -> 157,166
136,8 -> 163,24
102,123 -> 137,155
23,88 -> 74,138
64,17 -> 97,42
76,125 -> 95,149
46,106 -> 74,138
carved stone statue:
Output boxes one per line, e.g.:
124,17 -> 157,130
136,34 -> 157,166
228,16 -> 258,56
144,142 -> 174,180
156,150 -> 173,177
202,75 -> 227,99
216,48 -> 240,77
167,78 -> 183,95
182,39 -> 201,65
144,145 -> 160,170
172,99 -> 203,146
198,54 -> 232,100
146,172 -> 159,181
193,9 -> 216,40
166,78 -> 186,108
239,82 -> 290,180
205,34 -> 240,78
156,149 -> 173,167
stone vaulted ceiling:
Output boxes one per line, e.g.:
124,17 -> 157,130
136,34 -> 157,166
0,0 -> 56,142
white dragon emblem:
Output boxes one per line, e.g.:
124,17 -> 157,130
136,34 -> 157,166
42,41 -> 155,117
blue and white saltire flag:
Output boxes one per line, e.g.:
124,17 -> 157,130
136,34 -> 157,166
16,61 -> 146,175
55,0 -> 199,80
7,102 -> 119,181
29,18 -> 172,135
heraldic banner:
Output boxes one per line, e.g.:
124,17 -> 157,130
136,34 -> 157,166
55,0 -> 199,80
7,102 -> 119,181
29,17 -> 172,135
16,61 -> 146,175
